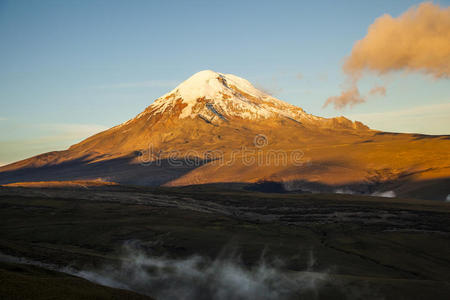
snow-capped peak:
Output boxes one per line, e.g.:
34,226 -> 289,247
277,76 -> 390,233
175,70 -> 268,104
146,70 -> 306,121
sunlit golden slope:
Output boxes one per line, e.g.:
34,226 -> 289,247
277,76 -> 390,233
0,71 -> 449,200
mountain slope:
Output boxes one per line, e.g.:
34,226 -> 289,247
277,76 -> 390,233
67,70 -> 368,154
0,70 -> 449,200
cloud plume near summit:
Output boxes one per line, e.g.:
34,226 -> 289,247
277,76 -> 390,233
324,2 -> 450,109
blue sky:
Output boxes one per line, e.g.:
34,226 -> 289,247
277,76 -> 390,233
0,0 -> 449,165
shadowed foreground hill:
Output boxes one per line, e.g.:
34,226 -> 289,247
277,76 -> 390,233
1,185 -> 450,299
1,71 -> 449,200
0,261 -> 152,300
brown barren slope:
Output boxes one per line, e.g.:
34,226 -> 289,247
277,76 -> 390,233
0,71 -> 448,200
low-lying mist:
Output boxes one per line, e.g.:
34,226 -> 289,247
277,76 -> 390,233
335,188 -> 396,198
78,242 -> 329,300
2,242 -> 331,300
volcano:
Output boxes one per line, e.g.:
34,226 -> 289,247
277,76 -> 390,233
0,70 -> 449,200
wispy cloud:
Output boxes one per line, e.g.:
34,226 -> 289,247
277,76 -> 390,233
0,123 -> 109,166
96,80 -> 179,89
317,73 -> 328,82
323,86 -> 365,109
347,102 -> 450,135
37,123 -> 108,140
0,117 -> 6,121
368,85 -> 386,97
253,83 -> 283,96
